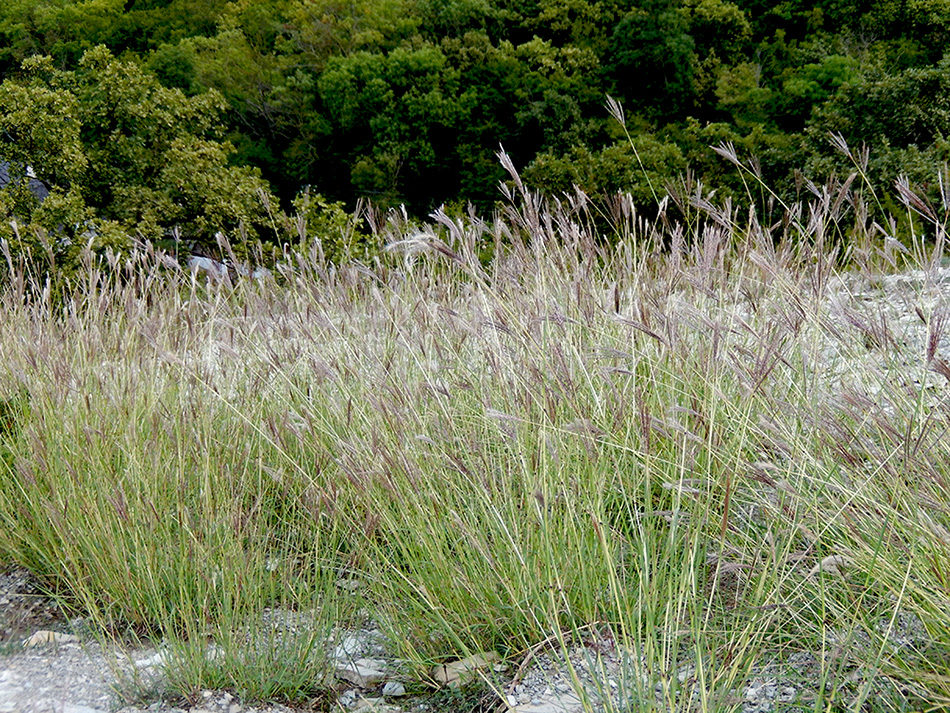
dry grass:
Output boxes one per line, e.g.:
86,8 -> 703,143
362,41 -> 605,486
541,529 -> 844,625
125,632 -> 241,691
0,145 -> 949,711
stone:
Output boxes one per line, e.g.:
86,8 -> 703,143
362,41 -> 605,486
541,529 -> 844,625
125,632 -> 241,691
133,651 -> 169,669
336,578 -> 361,592
431,651 -> 500,688
333,633 -> 368,662
808,554 -> 853,578
510,693 -> 583,713
382,681 -> 406,697
351,696 -> 400,712
337,689 -> 359,707
22,630 -> 80,648
336,658 -> 389,687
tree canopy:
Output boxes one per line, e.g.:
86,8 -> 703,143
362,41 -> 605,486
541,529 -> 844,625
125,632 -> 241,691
0,45 -> 274,266
0,0 -> 948,242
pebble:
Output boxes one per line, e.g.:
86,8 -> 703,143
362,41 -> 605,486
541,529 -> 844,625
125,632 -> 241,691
382,681 -> 406,697
431,651 -> 499,688
22,630 -> 81,648
336,658 -> 389,687
1,574 -> 931,713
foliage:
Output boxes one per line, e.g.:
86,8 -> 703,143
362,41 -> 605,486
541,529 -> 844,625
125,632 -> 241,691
316,43 -> 467,210
778,54 -> 860,126
682,0 -> 752,63
290,188 -> 374,263
1,0 -> 950,241
0,45 -> 275,270
0,0 -> 229,75
811,57 -> 950,147
606,1 -> 697,121
523,134 -> 687,207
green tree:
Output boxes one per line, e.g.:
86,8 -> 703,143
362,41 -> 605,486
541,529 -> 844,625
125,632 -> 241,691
859,0 -> 950,61
810,58 -> 950,148
606,0 -> 696,121
776,54 -> 860,128
523,133 -> 687,208
438,32 -> 525,206
519,0 -> 629,51
147,42 -> 199,94
177,8 -> 317,196
316,44 -> 466,209
801,57 -> 950,214
714,61 -> 774,127
511,37 -> 604,152
284,0 -> 414,68
682,0 -> 752,63
0,0 -> 231,74
0,45 -> 274,261
416,0 -> 498,39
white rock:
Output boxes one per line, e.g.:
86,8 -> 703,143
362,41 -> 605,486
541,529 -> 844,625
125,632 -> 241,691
338,688 -> 359,707
134,651 -> 170,669
510,693 -> 584,713
351,696 -> 397,711
808,554 -> 853,578
336,578 -> 361,591
187,255 -> 228,278
336,658 -> 389,687
431,651 -> 500,688
333,633 -> 369,662
61,705 -> 108,713
382,681 -> 406,697
22,630 -> 80,648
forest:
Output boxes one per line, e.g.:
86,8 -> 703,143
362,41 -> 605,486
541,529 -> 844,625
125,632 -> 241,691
1,0 -> 949,257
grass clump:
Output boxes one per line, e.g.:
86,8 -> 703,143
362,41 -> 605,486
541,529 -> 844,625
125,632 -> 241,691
0,146 -> 950,711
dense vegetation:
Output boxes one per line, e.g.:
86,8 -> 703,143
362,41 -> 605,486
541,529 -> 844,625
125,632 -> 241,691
2,0 -> 950,258
2,159 -> 950,710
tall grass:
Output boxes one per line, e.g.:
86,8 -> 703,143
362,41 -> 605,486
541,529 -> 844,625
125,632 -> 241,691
0,152 -> 949,711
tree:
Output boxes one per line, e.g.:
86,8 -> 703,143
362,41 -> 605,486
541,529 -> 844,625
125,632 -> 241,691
778,54 -> 859,127
177,11 -> 316,197
681,0 -> 752,63
606,0 -> 696,121
809,58 -> 950,148
714,61 -> 774,127
523,133 -> 687,208
800,57 -> 950,218
415,0 -> 498,39
511,37 -> 605,152
284,0 -> 414,69
437,33 -> 525,206
316,44 -> 466,209
517,0 -> 628,51
0,0 -> 231,74
0,45 -> 274,262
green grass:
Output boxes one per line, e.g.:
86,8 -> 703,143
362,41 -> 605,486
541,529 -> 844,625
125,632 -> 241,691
1,155 -> 950,711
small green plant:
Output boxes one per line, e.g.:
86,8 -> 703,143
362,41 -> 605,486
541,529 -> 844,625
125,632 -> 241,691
290,188 -> 376,263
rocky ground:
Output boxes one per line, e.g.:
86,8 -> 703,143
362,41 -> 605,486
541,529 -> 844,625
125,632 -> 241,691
0,565 -> 929,713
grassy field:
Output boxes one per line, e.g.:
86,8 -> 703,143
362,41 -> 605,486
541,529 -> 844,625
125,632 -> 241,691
2,151 -> 950,712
